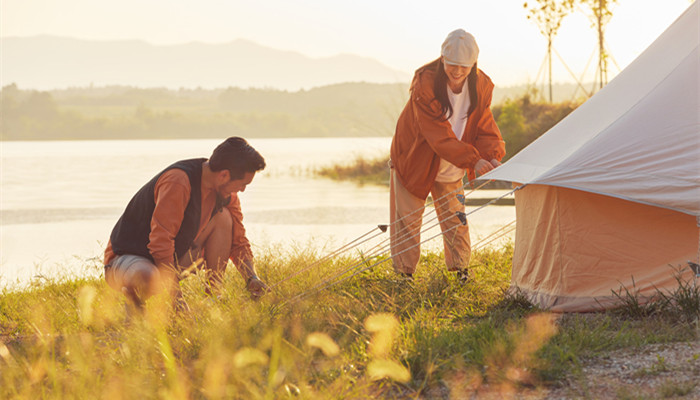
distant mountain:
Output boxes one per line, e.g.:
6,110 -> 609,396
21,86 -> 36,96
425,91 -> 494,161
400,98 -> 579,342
1,36 -> 411,90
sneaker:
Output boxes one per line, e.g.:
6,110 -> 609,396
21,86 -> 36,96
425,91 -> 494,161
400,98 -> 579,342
121,286 -> 145,310
456,269 -> 470,284
397,272 -> 414,281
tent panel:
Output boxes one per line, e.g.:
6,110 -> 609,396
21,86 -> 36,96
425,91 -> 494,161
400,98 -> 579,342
511,185 -> 563,295
534,48 -> 700,216
512,185 -> 698,312
482,2 -> 699,211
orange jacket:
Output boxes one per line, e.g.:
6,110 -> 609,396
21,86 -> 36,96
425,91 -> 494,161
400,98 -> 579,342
390,59 -> 505,199
104,169 -> 252,268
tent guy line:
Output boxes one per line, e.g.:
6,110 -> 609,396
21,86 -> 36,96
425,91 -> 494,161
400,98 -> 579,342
278,186 -> 520,306
268,178 -> 497,291
268,225 -> 388,290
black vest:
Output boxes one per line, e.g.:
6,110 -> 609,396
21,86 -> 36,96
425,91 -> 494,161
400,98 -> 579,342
110,158 -> 207,264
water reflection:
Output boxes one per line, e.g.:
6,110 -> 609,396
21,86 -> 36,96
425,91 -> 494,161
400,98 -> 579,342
1,138 -> 514,288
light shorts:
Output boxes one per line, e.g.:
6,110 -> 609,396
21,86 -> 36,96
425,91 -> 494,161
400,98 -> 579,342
104,254 -> 157,292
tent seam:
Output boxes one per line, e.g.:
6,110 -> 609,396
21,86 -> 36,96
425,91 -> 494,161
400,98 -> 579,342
531,182 -> 700,218
555,187 -> 564,292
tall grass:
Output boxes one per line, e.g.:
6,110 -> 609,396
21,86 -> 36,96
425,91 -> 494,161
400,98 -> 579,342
1,245 -> 697,399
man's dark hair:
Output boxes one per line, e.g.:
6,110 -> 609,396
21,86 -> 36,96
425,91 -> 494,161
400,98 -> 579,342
209,137 -> 266,180
433,58 -> 478,120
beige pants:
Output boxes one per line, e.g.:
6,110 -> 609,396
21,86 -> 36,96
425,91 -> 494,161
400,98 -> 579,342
389,170 -> 471,274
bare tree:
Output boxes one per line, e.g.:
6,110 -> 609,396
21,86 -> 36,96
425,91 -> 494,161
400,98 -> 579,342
576,0 -> 618,89
524,0 -> 574,102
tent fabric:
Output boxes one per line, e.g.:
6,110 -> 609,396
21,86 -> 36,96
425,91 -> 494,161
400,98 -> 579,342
478,2 -> 700,312
512,185 -> 698,312
483,2 -> 700,217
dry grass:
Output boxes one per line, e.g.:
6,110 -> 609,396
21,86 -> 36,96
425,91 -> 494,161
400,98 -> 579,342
1,245 -> 698,399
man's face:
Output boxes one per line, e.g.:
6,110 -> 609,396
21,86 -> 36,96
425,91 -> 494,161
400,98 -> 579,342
219,171 -> 256,196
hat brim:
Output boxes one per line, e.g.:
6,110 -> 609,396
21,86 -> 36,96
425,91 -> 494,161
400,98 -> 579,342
443,59 -> 474,68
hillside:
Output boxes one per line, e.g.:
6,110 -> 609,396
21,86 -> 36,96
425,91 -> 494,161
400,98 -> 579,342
1,36 -> 411,91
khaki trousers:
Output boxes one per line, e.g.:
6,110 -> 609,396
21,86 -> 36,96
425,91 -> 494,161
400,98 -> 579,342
389,170 -> 471,274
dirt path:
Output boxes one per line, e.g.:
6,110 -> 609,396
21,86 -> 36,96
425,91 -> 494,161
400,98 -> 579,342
549,340 -> 700,399
433,340 -> 700,399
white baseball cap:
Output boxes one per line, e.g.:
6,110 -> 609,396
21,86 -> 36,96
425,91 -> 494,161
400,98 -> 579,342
441,29 -> 479,67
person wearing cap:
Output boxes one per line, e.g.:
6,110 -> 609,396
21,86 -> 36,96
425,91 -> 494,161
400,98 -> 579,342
389,29 -> 505,281
103,137 -> 269,311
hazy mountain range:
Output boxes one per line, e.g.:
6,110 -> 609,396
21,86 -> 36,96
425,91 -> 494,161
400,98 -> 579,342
1,36 -> 412,91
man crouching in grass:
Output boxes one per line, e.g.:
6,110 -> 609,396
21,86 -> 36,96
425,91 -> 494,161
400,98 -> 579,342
103,137 -> 268,311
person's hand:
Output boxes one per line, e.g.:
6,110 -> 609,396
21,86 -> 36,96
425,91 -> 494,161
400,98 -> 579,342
490,159 -> 502,168
246,276 -> 270,300
474,159 -> 495,176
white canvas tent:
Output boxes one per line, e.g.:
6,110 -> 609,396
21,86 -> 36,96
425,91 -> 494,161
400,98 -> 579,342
482,2 -> 700,312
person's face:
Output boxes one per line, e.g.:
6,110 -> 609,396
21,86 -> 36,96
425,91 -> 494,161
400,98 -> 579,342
443,58 -> 472,89
219,171 -> 256,196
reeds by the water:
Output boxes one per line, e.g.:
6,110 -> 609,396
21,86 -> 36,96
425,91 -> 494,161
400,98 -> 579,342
315,155 -> 390,186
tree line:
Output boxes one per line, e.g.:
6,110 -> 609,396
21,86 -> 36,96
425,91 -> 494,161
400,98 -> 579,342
0,83 -> 408,141
1,83 -> 578,162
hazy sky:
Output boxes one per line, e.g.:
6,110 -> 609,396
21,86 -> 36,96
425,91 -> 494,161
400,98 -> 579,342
1,0 -> 693,86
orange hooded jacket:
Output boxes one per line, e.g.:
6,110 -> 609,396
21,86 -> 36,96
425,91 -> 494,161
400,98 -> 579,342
390,59 -> 505,199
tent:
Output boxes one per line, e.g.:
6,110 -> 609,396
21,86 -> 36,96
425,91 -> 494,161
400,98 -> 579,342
481,2 -> 700,312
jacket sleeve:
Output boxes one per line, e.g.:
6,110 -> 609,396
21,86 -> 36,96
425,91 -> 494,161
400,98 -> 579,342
149,170 -> 191,267
226,194 -> 254,266
411,73 -> 484,169
473,87 -> 506,161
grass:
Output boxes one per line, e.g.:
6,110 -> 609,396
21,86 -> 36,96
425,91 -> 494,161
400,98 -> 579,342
313,154 -> 515,190
608,267 -> 700,323
315,155 -> 390,185
658,380 -> 697,398
1,244 -> 698,399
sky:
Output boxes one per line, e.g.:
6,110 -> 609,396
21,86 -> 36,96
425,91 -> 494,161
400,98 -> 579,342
1,0 -> 694,87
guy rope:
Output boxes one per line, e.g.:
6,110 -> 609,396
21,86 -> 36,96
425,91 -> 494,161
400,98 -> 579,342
271,181 -> 522,306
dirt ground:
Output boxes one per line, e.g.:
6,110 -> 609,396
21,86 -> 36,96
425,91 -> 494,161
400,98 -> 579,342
545,339 -> 700,399
424,339 -> 700,399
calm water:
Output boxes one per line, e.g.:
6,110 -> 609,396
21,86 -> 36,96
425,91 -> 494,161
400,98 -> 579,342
1,138 -> 514,288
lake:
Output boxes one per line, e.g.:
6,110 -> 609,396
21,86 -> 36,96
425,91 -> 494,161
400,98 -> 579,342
0,138 -> 515,289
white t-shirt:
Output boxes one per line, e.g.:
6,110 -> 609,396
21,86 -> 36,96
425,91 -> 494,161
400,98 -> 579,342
435,80 -> 471,183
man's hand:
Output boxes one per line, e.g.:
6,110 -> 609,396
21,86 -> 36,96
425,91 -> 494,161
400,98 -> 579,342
246,276 -> 270,300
